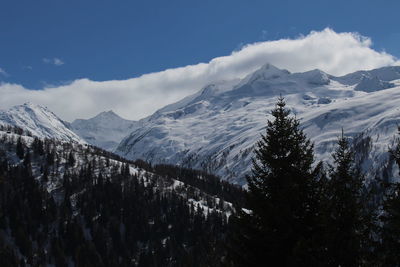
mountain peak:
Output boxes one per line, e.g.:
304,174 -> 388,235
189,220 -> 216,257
11,102 -> 58,119
293,69 -> 330,85
94,110 -> 121,119
0,103 -> 84,143
71,110 -> 137,151
239,63 -> 290,86
260,63 -> 286,72
21,102 -> 48,110
254,63 -> 291,77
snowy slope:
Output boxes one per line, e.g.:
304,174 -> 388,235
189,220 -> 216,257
71,110 -> 137,151
116,64 -> 400,184
0,102 -> 84,143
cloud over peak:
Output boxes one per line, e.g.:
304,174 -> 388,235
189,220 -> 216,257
0,28 -> 398,121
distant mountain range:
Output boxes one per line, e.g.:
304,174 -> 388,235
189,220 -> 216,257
1,64 -> 400,184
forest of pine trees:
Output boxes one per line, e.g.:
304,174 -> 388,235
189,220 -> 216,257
2,98 -> 400,266
0,127 -> 244,266
226,98 -> 400,266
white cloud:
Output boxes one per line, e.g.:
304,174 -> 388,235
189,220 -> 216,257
53,58 -> 64,66
0,67 -> 8,77
260,30 -> 268,40
1,28 -> 399,121
43,57 -> 64,66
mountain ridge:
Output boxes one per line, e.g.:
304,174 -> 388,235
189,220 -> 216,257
115,64 -> 400,184
2,64 -> 400,185
0,102 -> 84,143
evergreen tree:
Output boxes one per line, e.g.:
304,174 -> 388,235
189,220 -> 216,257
379,127 -> 400,265
228,97 -> 322,266
32,138 -> 44,156
67,152 -> 75,168
16,137 -> 24,159
392,127 -> 400,168
323,132 -> 372,266
379,183 -> 400,265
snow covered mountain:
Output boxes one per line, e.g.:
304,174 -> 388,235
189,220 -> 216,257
0,102 -> 84,143
71,110 -> 137,151
116,64 -> 400,184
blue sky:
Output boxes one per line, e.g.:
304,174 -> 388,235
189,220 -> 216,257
1,0 -> 399,90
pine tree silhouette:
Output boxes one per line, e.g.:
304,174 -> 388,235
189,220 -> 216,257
380,127 -> 400,265
228,97 -> 322,266
323,131 -> 373,266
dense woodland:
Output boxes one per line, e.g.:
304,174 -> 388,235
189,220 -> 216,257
2,96 -> 400,266
0,125 -> 244,266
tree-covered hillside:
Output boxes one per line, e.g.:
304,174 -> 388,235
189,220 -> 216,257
0,125 -> 244,266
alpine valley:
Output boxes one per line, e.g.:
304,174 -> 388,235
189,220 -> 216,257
2,63 -> 400,265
